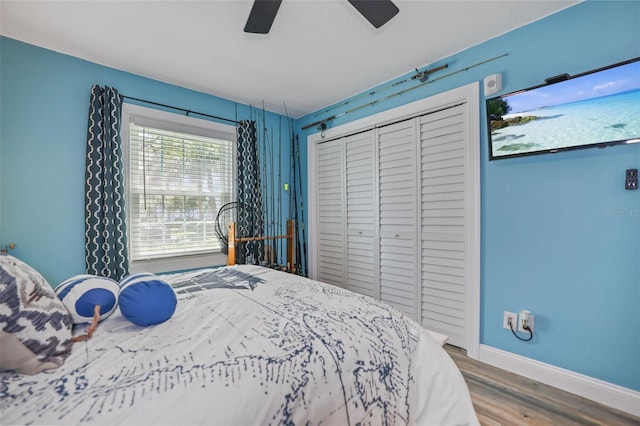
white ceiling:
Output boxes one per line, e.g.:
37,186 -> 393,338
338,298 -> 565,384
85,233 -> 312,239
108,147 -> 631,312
1,0 -> 579,118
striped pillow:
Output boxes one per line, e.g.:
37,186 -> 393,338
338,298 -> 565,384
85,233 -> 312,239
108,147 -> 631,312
55,275 -> 119,324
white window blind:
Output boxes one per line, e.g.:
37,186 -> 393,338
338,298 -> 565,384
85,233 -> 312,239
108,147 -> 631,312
127,116 -> 235,262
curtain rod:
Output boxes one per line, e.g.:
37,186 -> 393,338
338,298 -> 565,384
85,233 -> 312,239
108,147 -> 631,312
302,53 -> 509,131
122,95 -> 240,125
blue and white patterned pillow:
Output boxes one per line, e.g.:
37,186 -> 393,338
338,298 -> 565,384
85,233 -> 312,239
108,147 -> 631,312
0,255 -> 73,374
55,275 -> 119,324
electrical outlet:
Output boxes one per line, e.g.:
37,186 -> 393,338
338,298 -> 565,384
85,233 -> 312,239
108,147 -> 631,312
518,310 -> 535,333
503,311 -> 517,330
626,168 -> 638,190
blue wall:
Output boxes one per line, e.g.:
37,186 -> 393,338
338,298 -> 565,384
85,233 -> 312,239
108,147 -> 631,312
296,1 -> 640,391
1,1 -> 639,393
0,37 -> 293,284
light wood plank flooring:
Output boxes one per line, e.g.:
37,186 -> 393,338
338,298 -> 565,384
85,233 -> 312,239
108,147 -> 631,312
445,345 -> 640,426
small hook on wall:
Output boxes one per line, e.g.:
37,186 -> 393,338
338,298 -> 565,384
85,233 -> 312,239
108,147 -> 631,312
1,243 -> 15,255
317,122 -> 327,138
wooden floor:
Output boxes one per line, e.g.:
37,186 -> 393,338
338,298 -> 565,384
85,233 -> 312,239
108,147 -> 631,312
445,345 -> 640,426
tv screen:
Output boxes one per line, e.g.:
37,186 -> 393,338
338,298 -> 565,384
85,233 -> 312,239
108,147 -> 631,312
487,57 -> 640,160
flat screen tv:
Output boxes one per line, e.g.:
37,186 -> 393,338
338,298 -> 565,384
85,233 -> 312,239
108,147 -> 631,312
487,57 -> 640,160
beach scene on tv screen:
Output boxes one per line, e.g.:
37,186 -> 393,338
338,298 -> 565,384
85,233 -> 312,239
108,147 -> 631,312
488,60 -> 640,158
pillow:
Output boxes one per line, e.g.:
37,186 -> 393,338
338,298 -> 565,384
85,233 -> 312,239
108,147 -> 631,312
0,255 -> 73,374
55,275 -> 119,324
118,273 -> 177,326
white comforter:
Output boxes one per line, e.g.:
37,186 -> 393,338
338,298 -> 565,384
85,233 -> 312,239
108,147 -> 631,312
1,265 -> 478,425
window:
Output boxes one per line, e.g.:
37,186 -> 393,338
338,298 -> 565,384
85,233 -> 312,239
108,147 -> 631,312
122,104 -> 236,273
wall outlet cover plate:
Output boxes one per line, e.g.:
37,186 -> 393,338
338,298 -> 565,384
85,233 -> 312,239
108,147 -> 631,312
503,311 -> 517,330
518,314 -> 535,333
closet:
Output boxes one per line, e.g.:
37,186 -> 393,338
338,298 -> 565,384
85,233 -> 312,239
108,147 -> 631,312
309,83 -> 480,351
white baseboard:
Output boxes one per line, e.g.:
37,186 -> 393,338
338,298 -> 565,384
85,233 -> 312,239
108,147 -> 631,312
478,344 -> 640,418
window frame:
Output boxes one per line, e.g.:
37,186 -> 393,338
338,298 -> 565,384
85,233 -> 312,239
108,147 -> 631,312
122,103 -> 237,274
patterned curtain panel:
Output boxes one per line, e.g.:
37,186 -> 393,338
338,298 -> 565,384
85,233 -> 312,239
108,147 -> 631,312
236,120 -> 264,264
85,85 -> 128,280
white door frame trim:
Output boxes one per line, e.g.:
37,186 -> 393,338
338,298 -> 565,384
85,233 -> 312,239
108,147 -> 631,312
307,82 -> 481,359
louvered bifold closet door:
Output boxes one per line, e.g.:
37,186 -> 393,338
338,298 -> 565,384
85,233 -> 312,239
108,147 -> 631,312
419,103 -> 467,347
316,140 -> 346,287
378,121 -> 418,319
345,130 -> 376,298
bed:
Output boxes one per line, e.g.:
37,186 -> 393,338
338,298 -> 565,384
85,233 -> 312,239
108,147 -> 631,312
1,259 -> 478,425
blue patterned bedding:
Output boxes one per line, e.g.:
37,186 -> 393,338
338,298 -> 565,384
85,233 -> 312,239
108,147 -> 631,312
0,265 -> 478,425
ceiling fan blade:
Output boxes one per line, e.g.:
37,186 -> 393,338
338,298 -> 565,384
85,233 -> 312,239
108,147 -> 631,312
244,0 -> 282,34
347,0 -> 399,28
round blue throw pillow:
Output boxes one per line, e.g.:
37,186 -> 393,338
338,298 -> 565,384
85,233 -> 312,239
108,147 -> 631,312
55,275 -> 119,324
118,273 -> 177,327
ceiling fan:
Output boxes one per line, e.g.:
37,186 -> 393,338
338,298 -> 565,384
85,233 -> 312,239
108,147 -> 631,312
244,0 -> 399,34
